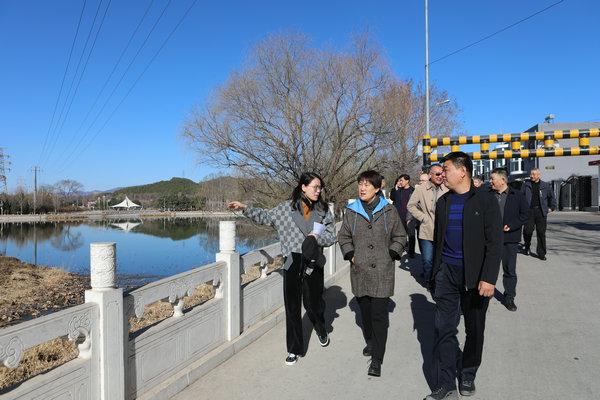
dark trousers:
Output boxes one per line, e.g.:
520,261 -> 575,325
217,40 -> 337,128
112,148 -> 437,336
400,217 -> 416,255
523,207 -> 547,257
357,296 -> 389,363
432,263 -> 490,390
502,243 -> 518,299
283,253 -> 326,355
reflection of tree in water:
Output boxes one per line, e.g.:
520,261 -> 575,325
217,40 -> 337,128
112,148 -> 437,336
0,218 -> 278,255
0,222 -> 68,248
49,225 -> 84,252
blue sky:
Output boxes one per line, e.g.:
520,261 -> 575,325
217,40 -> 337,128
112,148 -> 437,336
1,0 -> 598,193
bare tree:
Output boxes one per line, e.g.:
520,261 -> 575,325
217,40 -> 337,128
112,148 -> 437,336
55,180 -> 83,200
181,30 -> 461,206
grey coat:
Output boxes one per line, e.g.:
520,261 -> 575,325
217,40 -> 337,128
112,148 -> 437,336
337,197 -> 406,298
243,200 -> 336,270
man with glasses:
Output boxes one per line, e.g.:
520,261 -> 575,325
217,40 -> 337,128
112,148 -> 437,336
407,164 -> 448,286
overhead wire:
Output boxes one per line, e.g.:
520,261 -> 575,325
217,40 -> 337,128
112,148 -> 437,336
55,0 -> 155,165
57,0 -> 172,170
41,0 -> 106,167
38,0 -> 88,166
57,0 -> 198,172
429,0 -> 565,66
52,0 -> 114,164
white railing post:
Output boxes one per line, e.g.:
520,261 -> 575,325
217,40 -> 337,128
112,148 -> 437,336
85,242 -> 125,400
215,221 -> 241,340
325,202 -> 336,277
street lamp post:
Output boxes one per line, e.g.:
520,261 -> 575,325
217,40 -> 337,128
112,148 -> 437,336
425,0 -> 430,139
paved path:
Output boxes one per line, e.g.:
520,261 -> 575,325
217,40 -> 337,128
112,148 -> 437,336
172,212 -> 600,400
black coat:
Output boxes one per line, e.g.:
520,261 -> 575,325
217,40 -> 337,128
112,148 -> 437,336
521,179 -> 557,217
495,187 -> 530,243
432,185 -> 503,289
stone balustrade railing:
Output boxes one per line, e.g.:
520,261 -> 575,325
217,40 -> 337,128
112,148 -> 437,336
0,220 -> 348,400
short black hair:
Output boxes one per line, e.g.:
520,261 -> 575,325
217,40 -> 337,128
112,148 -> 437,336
441,151 -> 473,177
399,174 -> 410,181
357,170 -> 383,189
491,168 -> 508,181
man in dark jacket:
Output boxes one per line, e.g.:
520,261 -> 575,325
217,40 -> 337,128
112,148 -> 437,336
521,168 -> 557,260
489,168 -> 530,312
391,174 -> 415,257
424,152 -> 502,400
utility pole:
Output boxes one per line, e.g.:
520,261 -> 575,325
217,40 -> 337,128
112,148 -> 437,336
0,147 -> 11,194
29,166 -> 41,214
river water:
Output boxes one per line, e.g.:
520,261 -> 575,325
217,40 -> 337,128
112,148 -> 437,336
0,218 -> 278,286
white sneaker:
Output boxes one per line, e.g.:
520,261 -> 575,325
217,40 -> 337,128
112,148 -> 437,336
285,353 -> 299,365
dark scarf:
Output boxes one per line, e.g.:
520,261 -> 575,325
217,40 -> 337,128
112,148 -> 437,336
361,196 -> 380,220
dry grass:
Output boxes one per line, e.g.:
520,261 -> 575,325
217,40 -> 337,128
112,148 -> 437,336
128,256 -> 282,332
0,337 -> 78,391
1,255 -> 282,390
0,256 -> 89,327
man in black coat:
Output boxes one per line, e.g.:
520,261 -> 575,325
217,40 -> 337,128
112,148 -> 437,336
391,174 -> 415,257
521,168 -> 557,260
425,152 -> 502,400
489,168 -> 530,312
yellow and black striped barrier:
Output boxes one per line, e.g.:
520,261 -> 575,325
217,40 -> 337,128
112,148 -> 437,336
422,128 -> 599,165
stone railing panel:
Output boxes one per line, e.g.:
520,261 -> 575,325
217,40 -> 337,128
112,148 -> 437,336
0,303 -> 98,400
123,261 -> 227,321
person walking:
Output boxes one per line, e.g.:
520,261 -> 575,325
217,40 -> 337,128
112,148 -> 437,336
489,168 -> 529,311
521,168 -> 557,260
391,174 -> 415,257
337,170 -> 406,377
424,152 -> 502,400
407,164 -> 448,286
227,172 -> 336,366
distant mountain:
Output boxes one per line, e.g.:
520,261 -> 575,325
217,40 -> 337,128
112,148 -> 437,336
113,178 -> 199,195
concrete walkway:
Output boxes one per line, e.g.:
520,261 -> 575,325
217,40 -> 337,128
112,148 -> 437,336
172,212 -> 600,400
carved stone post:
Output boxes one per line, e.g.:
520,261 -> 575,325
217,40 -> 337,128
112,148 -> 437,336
85,242 -> 125,400
215,221 -> 241,341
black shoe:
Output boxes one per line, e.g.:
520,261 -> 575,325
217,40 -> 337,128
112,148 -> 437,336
362,342 -> 372,357
503,298 -> 517,312
540,255 -> 547,261
459,380 -> 476,396
424,387 -> 458,400
367,358 -> 381,377
285,353 -> 299,366
318,333 -> 330,347
409,253 -> 415,259
524,248 -> 530,255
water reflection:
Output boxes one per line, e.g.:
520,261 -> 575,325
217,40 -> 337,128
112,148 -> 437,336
0,218 -> 278,283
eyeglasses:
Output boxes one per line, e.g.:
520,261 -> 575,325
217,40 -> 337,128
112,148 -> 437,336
432,172 -> 443,176
308,185 -> 322,191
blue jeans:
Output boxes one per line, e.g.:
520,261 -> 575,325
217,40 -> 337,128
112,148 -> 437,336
419,239 -> 434,282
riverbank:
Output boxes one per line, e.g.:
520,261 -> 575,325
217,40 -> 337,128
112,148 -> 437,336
0,253 -> 282,390
0,209 -> 244,223
0,255 -> 89,328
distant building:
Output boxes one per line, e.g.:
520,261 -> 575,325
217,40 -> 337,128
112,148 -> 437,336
521,121 -> 600,180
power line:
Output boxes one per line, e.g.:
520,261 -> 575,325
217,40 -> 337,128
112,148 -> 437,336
57,0 -> 171,170
429,0 -> 565,66
65,0 -> 156,153
41,0 -> 107,167
51,0 -> 114,163
38,0 -> 88,166
58,0 -> 198,171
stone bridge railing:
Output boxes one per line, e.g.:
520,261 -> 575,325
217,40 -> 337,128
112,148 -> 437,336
0,220 -> 347,399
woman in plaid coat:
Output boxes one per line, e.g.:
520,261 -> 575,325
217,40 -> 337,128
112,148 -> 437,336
228,172 -> 336,366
